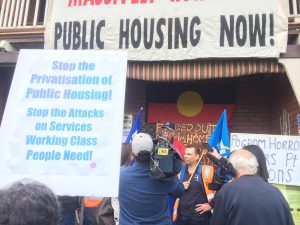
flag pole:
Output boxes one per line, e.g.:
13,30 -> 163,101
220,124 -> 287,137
125,107 -> 143,143
187,149 -> 208,183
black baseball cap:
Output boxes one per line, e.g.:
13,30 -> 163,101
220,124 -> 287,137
161,122 -> 175,130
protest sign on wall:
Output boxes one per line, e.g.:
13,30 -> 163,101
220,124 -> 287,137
0,50 -> 127,196
156,122 -> 215,145
231,133 -> 300,186
156,122 -> 216,165
44,0 -> 288,60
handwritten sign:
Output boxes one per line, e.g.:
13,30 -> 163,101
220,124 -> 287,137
156,123 -> 216,165
231,133 -> 300,186
156,123 -> 215,145
0,50 -> 127,196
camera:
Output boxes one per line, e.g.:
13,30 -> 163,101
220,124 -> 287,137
149,137 -> 183,180
202,143 -> 235,191
208,162 -> 235,191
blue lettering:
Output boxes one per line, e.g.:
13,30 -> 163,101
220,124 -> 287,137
25,150 -> 61,161
63,150 -> 93,161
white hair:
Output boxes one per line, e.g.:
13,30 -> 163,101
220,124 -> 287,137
229,150 -> 258,175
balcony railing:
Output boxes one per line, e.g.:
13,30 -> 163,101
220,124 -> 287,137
289,0 -> 300,17
0,0 -> 47,28
0,0 -> 299,29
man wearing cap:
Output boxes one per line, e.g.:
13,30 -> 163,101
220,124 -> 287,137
161,122 -> 186,158
119,133 -> 184,225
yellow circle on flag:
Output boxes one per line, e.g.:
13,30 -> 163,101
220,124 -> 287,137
177,91 -> 203,117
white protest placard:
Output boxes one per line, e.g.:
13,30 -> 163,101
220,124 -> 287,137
44,0 -> 288,60
231,133 -> 300,186
0,50 -> 127,196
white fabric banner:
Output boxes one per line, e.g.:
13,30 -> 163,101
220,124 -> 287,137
279,58 -> 300,107
44,0 -> 288,61
231,133 -> 300,186
0,50 -> 127,196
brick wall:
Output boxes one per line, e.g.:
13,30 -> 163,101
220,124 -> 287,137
230,73 -> 300,135
269,73 -> 300,135
124,79 -> 147,122
230,75 -> 272,134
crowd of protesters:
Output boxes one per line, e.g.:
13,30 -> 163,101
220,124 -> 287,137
0,122 -> 295,225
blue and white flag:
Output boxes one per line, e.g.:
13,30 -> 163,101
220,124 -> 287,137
208,109 -> 230,157
125,108 -> 143,143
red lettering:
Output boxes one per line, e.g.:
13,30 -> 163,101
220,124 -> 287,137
68,0 -> 154,6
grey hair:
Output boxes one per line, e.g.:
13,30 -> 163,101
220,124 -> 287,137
0,180 -> 60,225
229,150 -> 258,175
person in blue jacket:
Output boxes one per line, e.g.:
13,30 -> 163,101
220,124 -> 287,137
211,149 -> 294,225
119,133 -> 184,225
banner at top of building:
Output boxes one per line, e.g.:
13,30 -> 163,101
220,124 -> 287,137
44,0 -> 288,61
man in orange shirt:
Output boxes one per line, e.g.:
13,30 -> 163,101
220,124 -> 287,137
83,198 -> 102,225
175,146 -> 215,225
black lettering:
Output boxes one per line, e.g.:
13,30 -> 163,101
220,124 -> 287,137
268,169 -> 276,181
63,22 -> 72,49
265,153 -> 276,166
270,154 -> 276,165
96,20 -> 105,49
73,21 -> 81,49
220,15 -> 234,47
90,20 -> 95,49
131,19 -> 141,48
143,18 -> 154,49
288,140 -> 294,150
269,14 -> 274,46
119,19 -> 130,48
286,169 -> 293,183
54,23 -> 62,49
174,17 -> 188,49
282,141 -> 287,150
168,18 -> 173,49
155,18 -> 165,48
277,169 -> 284,183
82,20 -> 88,49
269,137 -> 276,149
236,15 -> 247,46
249,14 -> 266,46
190,16 -> 201,47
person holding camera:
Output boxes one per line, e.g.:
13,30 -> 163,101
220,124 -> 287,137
161,122 -> 186,158
207,144 -> 269,185
210,149 -> 294,225
173,145 -> 215,225
118,133 -> 184,225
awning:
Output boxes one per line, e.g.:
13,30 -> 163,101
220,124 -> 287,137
127,60 -> 284,81
0,52 -> 284,81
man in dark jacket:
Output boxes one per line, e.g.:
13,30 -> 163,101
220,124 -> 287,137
211,149 -> 294,225
119,133 -> 184,225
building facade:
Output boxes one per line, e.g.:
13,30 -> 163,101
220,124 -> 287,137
0,0 -> 300,139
